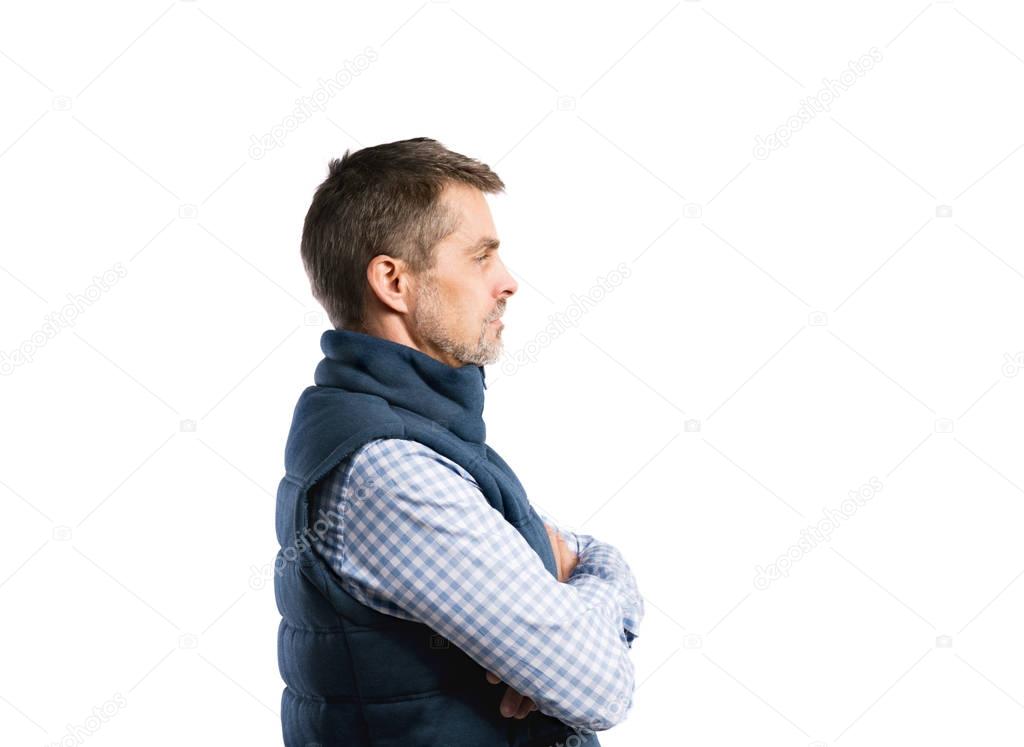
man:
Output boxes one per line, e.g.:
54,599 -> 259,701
275,137 -> 643,746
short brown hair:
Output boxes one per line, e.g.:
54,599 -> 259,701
300,137 -> 505,330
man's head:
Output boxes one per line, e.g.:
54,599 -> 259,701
300,137 -> 518,368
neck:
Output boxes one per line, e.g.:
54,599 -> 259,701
360,315 -> 462,368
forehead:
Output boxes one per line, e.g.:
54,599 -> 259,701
435,183 -> 496,253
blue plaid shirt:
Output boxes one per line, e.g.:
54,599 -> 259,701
310,437 -> 644,731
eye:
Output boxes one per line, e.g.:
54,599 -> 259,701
475,254 -> 490,263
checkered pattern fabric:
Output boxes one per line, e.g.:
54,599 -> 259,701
310,437 -> 645,731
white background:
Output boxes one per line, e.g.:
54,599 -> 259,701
2,1 -> 1024,745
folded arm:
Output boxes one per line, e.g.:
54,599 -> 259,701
312,438 -> 638,731
536,509 -> 645,648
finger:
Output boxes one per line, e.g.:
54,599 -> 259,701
500,689 -> 523,717
485,671 -> 500,685
514,697 -> 535,719
500,688 -> 524,718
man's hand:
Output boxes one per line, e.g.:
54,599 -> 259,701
544,522 -> 579,583
485,670 -> 538,719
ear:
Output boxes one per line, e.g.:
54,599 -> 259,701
365,255 -> 413,315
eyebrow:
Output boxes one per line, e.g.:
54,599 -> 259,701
465,237 -> 500,254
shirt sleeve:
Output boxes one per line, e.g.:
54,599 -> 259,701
311,438 -> 638,732
535,509 -> 645,648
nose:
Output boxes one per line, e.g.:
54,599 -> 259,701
500,264 -> 518,299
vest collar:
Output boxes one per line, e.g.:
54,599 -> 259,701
313,328 -> 488,444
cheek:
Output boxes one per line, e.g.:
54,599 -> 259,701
448,286 -> 483,323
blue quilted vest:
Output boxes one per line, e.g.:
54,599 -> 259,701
275,328 -> 602,746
